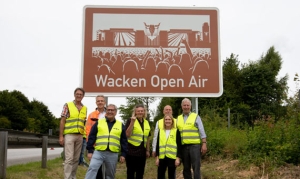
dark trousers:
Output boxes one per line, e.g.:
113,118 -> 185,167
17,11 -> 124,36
126,154 -> 146,179
96,165 -> 103,179
157,157 -> 176,179
182,144 -> 201,179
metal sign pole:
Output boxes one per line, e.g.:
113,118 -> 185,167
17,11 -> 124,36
191,97 -> 198,114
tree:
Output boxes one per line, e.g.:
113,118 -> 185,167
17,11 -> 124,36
0,90 -> 58,133
0,90 -> 29,130
26,117 -> 41,133
153,47 -> 289,127
29,100 -> 57,134
10,90 -> 31,111
119,97 -> 156,124
0,116 -> 11,129
240,46 -> 288,124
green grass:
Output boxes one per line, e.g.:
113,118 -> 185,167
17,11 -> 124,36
6,158 -> 81,179
6,156 -> 300,179
6,157 -> 183,179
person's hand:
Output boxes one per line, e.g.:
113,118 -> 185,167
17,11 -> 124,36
87,153 -> 93,161
155,157 -> 159,166
201,143 -> 207,154
152,151 -> 156,158
59,136 -> 64,146
119,156 -> 125,164
131,116 -> 136,122
175,158 -> 180,167
146,150 -> 150,158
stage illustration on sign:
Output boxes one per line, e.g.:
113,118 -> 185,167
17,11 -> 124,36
91,14 -> 211,77
82,7 -> 221,96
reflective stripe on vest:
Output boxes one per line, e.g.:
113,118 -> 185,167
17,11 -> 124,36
128,119 -> 150,147
158,118 -> 177,130
64,102 -> 87,135
177,113 -> 201,144
95,118 -> 122,152
159,128 -> 177,159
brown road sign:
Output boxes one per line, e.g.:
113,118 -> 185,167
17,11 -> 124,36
81,6 -> 222,97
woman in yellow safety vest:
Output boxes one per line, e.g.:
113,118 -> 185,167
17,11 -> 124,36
155,114 -> 182,179
125,104 -> 151,179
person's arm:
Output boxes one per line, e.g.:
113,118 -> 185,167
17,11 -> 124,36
151,121 -> 159,157
85,112 -> 93,141
120,123 -> 128,157
59,116 -> 66,146
146,130 -> 151,158
195,115 -> 207,154
86,121 -> 98,153
156,131 -> 160,157
120,123 -> 127,163
175,129 -> 182,166
126,118 -> 136,138
195,115 -> 207,139
176,129 -> 182,159
59,103 -> 69,146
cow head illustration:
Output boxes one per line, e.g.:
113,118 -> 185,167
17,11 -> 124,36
144,22 -> 160,40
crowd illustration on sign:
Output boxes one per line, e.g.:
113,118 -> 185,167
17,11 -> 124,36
91,21 -> 212,77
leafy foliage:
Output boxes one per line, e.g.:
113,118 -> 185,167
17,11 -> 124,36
152,46 -> 300,168
0,90 -> 29,130
119,97 -> 156,124
0,116 -> 11,129
0,90 -> 58,134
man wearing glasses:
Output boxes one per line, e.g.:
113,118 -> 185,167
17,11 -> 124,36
59,87 -> 87,179
85,104 -> 128,179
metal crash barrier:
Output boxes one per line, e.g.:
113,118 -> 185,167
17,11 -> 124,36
0,129 -> 61,179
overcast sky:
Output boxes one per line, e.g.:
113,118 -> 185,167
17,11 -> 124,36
1,0 -> 299,118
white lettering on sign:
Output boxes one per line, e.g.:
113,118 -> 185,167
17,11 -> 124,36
188,75 -> 208,87
95,75 -> 208,89
151,75 -> 184,90
95,75 -> 146,87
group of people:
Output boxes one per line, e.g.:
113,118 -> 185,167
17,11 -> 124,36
59,87 -> 207,179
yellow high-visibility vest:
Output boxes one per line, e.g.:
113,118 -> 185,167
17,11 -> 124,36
128,119 -> 150,147
95,118 -> 122,152
159,128 -> 177,159
177,113 -> 201,144
64,102 -> 87,135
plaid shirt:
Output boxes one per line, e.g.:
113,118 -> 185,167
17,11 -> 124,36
61,101 -> 84,118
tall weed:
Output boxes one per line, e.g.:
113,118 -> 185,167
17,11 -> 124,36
202,110 -> 300,170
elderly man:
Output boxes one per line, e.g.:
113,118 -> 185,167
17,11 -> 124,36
85,104 -> 127,179
177,98 -> 207,179
59,87 -> 87,179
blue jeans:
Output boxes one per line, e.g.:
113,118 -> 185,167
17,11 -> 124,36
79,138 -> 87,164
85,150 -> 118,179
182,144 -> 201,179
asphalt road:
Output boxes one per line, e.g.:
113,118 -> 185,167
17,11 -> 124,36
7,148 -> 64,166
